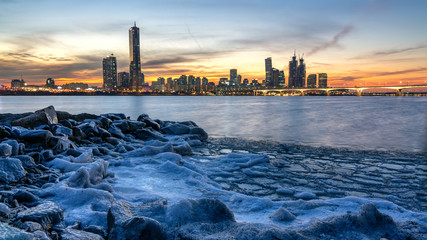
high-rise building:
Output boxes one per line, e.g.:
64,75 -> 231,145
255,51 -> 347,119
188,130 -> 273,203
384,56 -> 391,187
307,74 -> 317,88
237,75 -> 242,85
46,78 -> 55,88
318,73 -> 327,88
278,71 -> 285,88
102,54 -> 117,90
265,57 -> 272,87
129,22 -> 142,91
166,77 -> 173,91
195,77 -> 201,93
296,57 -> 306,88
243,79 -> 249,85
118,72 -> 130,88
288,53 -> 298,88
11,79 -> 25,88
202,77 -> 208,92
230,69 -> 237,85
188,75 -> 196,92
272,68 -> 280,87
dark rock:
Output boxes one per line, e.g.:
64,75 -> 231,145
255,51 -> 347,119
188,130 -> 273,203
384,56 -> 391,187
269,207 -> 296,221
112,121 -> 130,133
134,129 -> 168,142
72,113 -> 99,122
2,139 -> 20,156
76,122 -> 99,137
13,190 -> 39,206
179,121 -> 197,127
108,125 -> 125,139
59,119 -> 73,128
14,155 -> 36,168
0,125 -> 12,138
48,136 -> 77,153
64,149 -> 83,157
0,143 -> 12,157
161,123 -> 190,135
99,117 -> 112,129
89,137 -> 103,144
0,157 -> 27,183
84,225 -> 107,239
56,111 -> 72,121
40,149 -> 55,162
20,130 -> 53,144
172,141 -> 192,156
167,198 -> 235,226
101,113 -> 127,121
62,228 -> 104,240
0,222 -> 32,239
0,202 -> 10,217
136,113 -> 150,121
98,127 -> 112,139
189,127 -> 209,141
22,221 -> 43,232
12,105 -> 58,128
71,127 -> 85,139
127,121 -> 145,132
105,137 -> 120,146
17,201 -> 63,230
141,117 -> 160,131
34,124 -> 50,130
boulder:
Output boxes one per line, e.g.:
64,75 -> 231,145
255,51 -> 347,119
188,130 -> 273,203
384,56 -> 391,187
161,123 -> 190,135
0,222 -> 33,240
167,198 -> 235,227
59,119 -> 73,128
99,117 -> 112,129
17,201 -> 63,230
98,127 -> 112,139
0,125 -> 12,138
101,113 -> 127,121
134,129 -> 168,142
172,141 -> 192,156
14,155 -> 36,168
0,143 -> 12,157
0,202 -> 10,217
20,130 -> 53,143
140,117 -> 160,131
62,228 -> 104,240
72,113 -> 99,122
189,127 -> 209,141
12,105 -> 58,128
108,125 -> 125,139
14,190 -> 39,205
53,125 -> 73,137
136,113 -> 150,121
56,111 -> 72,121
76,122 -> 98,137
48,136 -> 77,153
2,139 -> 20,155
112,121 -> 129,133
127,121 -> 145,132
0,157 -> 27,183
21,221 -> 43,232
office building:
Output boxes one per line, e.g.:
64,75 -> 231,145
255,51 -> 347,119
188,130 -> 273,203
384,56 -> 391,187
118,72 -> 130,88
45,78 -> 55,88
265,57 -> 272,87
278,71 -> 285,87
307,74 -> 317,88
296,57 -> 306,88
230,69 -> 237,85
318,73 -> 328,88
102,54 -> 117,90
288,53 -> 298,88
129,22 -> 142,91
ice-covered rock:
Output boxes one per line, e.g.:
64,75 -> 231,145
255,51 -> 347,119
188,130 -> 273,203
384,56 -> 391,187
2,139 -> 19,156
276,188 -> 295,195
21,221 -> 43,232
0,202 -> 10,217
172,140 -> 192,156
0,142 -> 12,157
53,125 -> 73,137
269,207 -> 296,221
71,151 -> 93,163
61,228 -> 104,240
123,143 -> 173,157
0,157 -> 27,183
294,191 -> 317,200
108,125 -> 125,139
161,123 -> 190,135
17,201 -> 63,230
134,129 -> 167,142
189,127 -> 208,141
140,117 -> 161,131
167,198 -> 235,227
0,222 -> 33,240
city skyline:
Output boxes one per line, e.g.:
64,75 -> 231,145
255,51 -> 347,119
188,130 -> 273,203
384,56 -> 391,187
1,0 -> 427,87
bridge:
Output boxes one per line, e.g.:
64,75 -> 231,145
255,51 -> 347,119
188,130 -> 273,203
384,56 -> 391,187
251,85 -> 427,96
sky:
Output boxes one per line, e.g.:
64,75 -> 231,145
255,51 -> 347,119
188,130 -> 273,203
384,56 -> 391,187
0,0 -> 427,87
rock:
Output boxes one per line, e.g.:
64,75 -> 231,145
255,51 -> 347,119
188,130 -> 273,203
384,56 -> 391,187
136,113 -> 150,121
0,157 -> 27,183
72,113 -> 99,122
98,127 -> 112,139
99,117 -> 112,129
14,190 -> 39,205
0,222 -> 33,240
179,121 -> 197,127
123,143 -> 174,157
141,117 -> 160,131
61,228 -> 104,240
72,127 -> 85,139
48,136 -> 77,153
101,113 -> 127,121
189,127 -> 208,141
33,230 -> 51,240
134,129 -> 168,142
77,122 -> 99,137
14,155 -> 37,168
0,125 -> 12,138
2,139 -> 19,156
269,207 -> 296,221
59,119 -> 73,128
12,106 -> 58,128
17,201 -> 63,230
72,151 -> 93,163
20,130 -> 53,144
167,198 -> 235,227
127,121 -> 145,132
0,202 -> 10,217
359,203 -> 395,226
0,143 -> 12,157
294,191 -> 317,200
105,137 -> 120,146
53,125 -> 73,137
56,111 -> 72,121
40,149 -> 55,162
108,125 -> 125,139
22,221 -> 43,232
172,141 -> 192,156
161,123 -> 190,135
112,121 -> 129,133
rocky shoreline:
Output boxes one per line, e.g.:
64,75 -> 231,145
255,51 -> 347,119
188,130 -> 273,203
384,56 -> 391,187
0,106 -> 423,239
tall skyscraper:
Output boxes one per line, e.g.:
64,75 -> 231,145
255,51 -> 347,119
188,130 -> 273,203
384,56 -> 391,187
318,73 -> 328,88
288,53 -> 298,88
102,54 -> 117,90
272,68 -> 280,87
278,70 -> 285,88
202,77 -> 208,92
230,69 -> 237,85
296,57 -> 306,88
129,22 -> 142,91
307,74 -> 317,88
265,57 -> 272,87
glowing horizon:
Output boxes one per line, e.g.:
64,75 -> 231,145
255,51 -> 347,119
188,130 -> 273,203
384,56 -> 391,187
1,0 -> 426,87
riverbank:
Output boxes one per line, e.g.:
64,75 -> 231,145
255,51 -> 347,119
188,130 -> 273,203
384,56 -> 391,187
0,106 -> 425,239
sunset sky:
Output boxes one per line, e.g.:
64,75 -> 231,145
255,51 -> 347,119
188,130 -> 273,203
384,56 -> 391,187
0,0 -> 426,87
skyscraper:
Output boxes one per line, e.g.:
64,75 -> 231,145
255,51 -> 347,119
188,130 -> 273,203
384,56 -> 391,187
230,69 -> 237,85
272,68 -> 280,87
102,54 -> 117,90
278,71 -> 285,88
118,72 -> 130,89
46,78 -> 55,88
265,57 -> 272,87
296,57 -> 306,88
307,74 -> 317,88
318,73 -> 328,88
288,53 -> 298,88
129,22 -> 142,91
